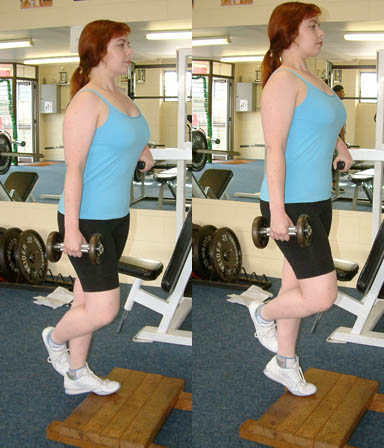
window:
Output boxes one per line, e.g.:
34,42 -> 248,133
163,70 -> 192,101
360,72 -> 377,103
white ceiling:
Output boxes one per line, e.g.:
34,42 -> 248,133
0,21 -> 192,63
0,20 -> 383,64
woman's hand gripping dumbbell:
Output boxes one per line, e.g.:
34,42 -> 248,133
252,214 -> 313,249
46,231 -> 105,265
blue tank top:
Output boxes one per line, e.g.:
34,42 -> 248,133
58,88 -> 150,219
260,69 -> 346,203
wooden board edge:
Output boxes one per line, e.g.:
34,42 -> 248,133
174,392 -> 192,411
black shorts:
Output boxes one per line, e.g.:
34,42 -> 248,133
259,199 -> 334,279
57,212 -> 130,292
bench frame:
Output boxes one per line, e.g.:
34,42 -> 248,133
328,258 -> 384,348
118,250 -> 192,346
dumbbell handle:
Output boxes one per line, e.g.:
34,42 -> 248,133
54,243 -> 92,253
260,226 -> 298,236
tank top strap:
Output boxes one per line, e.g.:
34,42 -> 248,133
80,88 -> 111,106
273,68 -> 311,86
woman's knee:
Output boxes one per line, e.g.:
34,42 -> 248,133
84,289 -> 120,328
301,273 -> 338,313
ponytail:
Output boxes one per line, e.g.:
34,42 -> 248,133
261,49 -> 282,88
70,66 -> 90,99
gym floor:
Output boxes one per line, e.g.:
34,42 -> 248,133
193,280 -> 384,448
0,284 -> 192,448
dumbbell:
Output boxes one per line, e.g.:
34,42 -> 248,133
46,231 -> 104,265
136,161 -> 145,170
252,214 -> 312,249
336,161 -> 345,170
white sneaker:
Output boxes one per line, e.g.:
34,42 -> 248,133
249,302 -> 278,353
263,355 -> 317,396
42,327 -> 70,376
64,364 -> 121,396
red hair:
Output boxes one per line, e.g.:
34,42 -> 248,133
70,20 -> 130,98
261,2 -> 321,87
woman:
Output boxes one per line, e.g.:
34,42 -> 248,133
249,2 -> 353,396
42,20 -> 154,395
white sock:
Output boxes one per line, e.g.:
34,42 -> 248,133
276,354 -> 297,369
255,304 -> 274,326
68,365 -> 87,380
48,330 -> 66,351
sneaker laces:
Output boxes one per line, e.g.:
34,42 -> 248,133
47,348 -> 69,366
254,322 -> 276,339
84,365 -> 110,386
294,365 -> 307,388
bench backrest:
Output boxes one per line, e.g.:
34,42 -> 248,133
357,218 -> 384,293
0,181 -> 12,201
161,207 -> 192,293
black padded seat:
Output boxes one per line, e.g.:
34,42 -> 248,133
118,256 -> 163,281
161,207 -> 192,293
4,171 -> 38,201
357,219 -> 384,294
334,258 -> 359,282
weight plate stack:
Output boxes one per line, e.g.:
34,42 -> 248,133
0,227 -> 22,282
193,225 -> 217,280
15,229 -> 48,285
209,227 -> 242,282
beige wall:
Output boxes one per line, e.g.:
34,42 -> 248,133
1,0 -> 191,31
233,57 -> 318,160
38,62 -> 192,155
193,198 -> 373,289
0,202 -> 177,287
193,0 -> 384,27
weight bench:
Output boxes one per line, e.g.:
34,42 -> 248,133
2,171 -> 38,202
153,167 -> 177,209
348,168 -> 374,210
116,207 -> 192,346
327,218 -> 384,347
0,180 -> 12,200
193,168 -> 233,200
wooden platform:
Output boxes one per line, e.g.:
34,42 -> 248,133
46,368 -> 192,448
240,368 -> 384,448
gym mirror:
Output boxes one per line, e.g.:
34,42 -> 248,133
192,22 -> 380,213
0,23 -> 192,212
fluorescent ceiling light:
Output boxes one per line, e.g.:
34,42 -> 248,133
24,56 -> 80,64
344,33 -> 384,41
220,55 -> 263,62
0,39 -> 32,49
192,37 -> 230,47
146,31 -> 192,40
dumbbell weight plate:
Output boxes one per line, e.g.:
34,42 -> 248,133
0,227 -> 22,282
296,214 -> 312,248
209,227 -> 242,282
252,216 -> 269,249
15,229 -> 48,285
88,233 -> 104,265
46,231 -> 63,262
195,225 -> 217,279
0,133 -> 12,175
